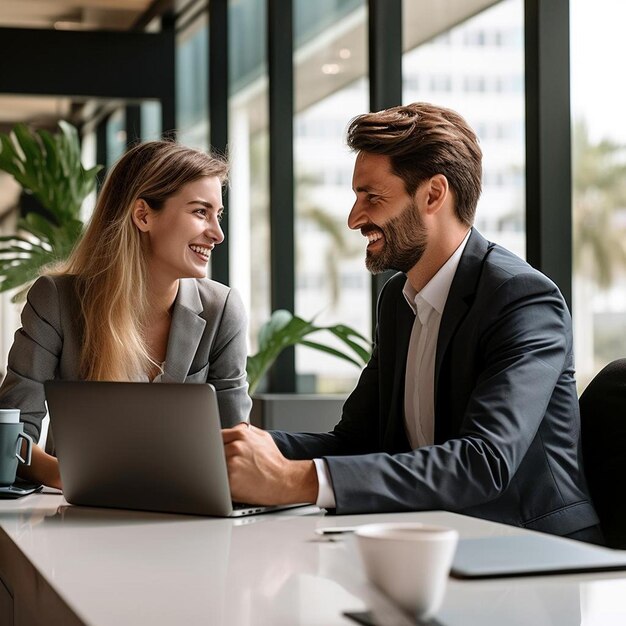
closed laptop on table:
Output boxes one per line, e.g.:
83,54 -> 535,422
45,381 -> 305,517
451,534 -> 626,579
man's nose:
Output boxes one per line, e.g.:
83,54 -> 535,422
347,200 -> 364,230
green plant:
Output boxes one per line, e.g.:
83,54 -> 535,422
0,121 -> 102,300
247,309 -> 371,395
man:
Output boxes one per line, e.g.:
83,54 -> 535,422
223,102 -> 600,541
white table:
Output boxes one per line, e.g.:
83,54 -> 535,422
2,492 -> 626,626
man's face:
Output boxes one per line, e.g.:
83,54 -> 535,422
349,152 -> 427,274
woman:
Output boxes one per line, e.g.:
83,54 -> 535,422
0,141 -> 252,489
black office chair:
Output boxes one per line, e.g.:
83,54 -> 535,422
580,358 -> 626,549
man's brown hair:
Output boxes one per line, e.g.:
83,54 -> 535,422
346,102 -> 482,226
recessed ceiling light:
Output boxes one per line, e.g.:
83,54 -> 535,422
339,48 -> 351,59
322,64 -> 341,75
54,21 -> 87,31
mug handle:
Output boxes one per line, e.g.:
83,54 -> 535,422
16,432 -> 33,466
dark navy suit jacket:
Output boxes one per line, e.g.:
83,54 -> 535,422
273,229 -> 598,536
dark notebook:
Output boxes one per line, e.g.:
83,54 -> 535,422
451,534 -> 626,579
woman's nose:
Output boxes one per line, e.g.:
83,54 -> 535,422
206,218 -> 225,244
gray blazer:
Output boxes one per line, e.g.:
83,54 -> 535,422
0,274 -> 252,453
272,229 -> 599,537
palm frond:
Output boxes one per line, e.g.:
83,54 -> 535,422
0,121 -> 101,299
247,309 -> 371,395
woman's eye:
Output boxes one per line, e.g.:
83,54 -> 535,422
194,208 -> 207,217
217,211 -> 224,222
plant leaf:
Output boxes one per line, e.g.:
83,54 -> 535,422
247,310 -> 372,393
299,340 -> 363,367
0,120 -> 100,294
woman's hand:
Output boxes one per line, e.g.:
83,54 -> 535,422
18,444 -> 62,490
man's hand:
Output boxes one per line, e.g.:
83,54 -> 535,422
222,423 -> 318,505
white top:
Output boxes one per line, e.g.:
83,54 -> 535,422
315,231 -> 470,508
402,230 -> 470,448
1,493 -> 623,626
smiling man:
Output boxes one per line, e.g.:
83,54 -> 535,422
223,102 -> 601,542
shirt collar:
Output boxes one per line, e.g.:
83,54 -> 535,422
403,229 -> 471,317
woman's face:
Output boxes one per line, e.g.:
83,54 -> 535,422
140,176 -> 224,282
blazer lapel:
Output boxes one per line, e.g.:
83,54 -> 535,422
161,279 -> 206,383
434,228 -> 492,394
384,284 -> 414,452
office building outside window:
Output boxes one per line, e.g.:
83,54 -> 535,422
294,0 -> 370,393
571,0 -> 626,389
402,0 -> 526,261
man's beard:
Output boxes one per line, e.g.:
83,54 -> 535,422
365,200 -> 427,274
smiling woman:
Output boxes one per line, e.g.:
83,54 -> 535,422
133,176 -> 225,286
0,141 -> 252,490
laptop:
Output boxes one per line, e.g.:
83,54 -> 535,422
451,534 -> 626,579
44,380 -> 309,517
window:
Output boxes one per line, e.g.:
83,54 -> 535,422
403,0 -> 525,260
294,0 -> 370,393
228,0 -> 270,354
176,14 -> 208,149
571,0 -> 626,389
105,108 -> 126,168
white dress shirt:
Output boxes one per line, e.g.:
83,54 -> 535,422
314,230 -> 471,508
402,230 -> 470,448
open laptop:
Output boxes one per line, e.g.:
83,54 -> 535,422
44,381 -> 309,517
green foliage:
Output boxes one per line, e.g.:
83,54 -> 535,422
0,121 -> 102,300
573,120 -> 626,288
246,309 -> 371,395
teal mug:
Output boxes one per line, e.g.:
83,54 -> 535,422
0,409 -> 33,487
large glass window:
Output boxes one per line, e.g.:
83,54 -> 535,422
105,108 -> 126,168
402,0 -> 526,259
141,101 -> 162,141
228,0 -> 270,353
571,0 -> 626,389
294,0 -> 370,393
177,13 -> 209,149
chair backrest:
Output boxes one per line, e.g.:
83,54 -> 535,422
579,358 -> 626,548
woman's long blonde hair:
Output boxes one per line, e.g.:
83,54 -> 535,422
54,141 -> 228,381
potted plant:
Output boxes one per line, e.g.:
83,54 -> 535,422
247,309 -> 371,432
0,121 -> 102,300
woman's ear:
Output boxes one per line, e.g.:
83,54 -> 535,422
132,199 -> 151,232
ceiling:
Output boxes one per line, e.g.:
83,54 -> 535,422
0,0 -> 154,31
0,0 -> 169,132
0,0 -> 501,133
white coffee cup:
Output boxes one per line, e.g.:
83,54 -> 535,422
0,408 -> 20,424
355,522 -> 459,620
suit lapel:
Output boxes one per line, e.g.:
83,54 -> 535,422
434,228 -> 492,394
384,283 -> 414,452
161,279 -> 206,383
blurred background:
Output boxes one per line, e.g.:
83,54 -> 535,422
0,0 -> 623,394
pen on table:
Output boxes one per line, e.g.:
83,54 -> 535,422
315,526 -> 359,535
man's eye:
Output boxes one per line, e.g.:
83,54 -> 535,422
367,195 -> 379,203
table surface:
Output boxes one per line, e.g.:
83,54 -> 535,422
2,492 -> 626,626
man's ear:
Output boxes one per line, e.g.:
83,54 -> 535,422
423,174 -> 449,215
132,199 -> 151,232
